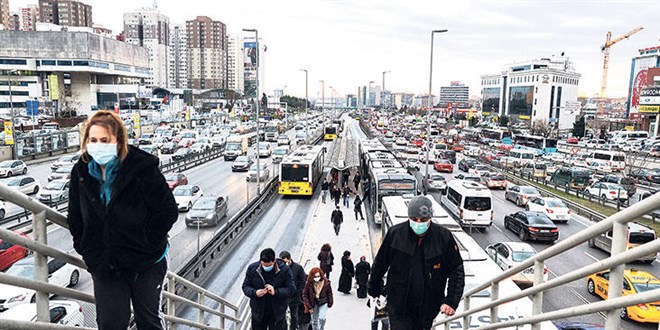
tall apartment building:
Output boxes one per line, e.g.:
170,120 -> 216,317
21,5 -> 39,31
439,81 -> 470,109
8,13 -> 19,30
186,16 -> 227,90
0,0 -> 9,30
39,0 -> 92,27
168,24 -> 188,89
227,33 -> 244,93
124,7 -> 170,87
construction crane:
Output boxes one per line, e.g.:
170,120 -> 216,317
599,26 -> 644,116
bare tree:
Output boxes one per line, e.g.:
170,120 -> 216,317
531,119 -> 550,137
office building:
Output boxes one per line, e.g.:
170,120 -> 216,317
21,5 -> 39,31
39,0 -> 92,27
480,56 -> 581,130
227,33 -> 244,93
439,81 -> 469,109
0,0 -> 9,30
186,16 -> 227,90
124,7 -> 170,87
393,93 -> 414,109
627,45 -> 660,135
346,94 -> 357,108
168,24 -> 187,89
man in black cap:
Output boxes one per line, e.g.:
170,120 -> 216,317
242,248 -> 296,330
368,196 -> 465,330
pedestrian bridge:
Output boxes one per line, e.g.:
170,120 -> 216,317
0,180 -> 659,329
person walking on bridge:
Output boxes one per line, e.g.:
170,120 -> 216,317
354,195 -> 365,221
317,243 -> 334,280
280,251 -> 307,330
337,250 -> 355,294
331,206 -> 343,236
354,256 -> 371,299
302,267 -> 334,330
368,196 -> 465,330
242,248 -> 296,330
321,179 -> 329,204
67,111 -> 178,330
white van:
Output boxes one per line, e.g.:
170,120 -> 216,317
611,131 -> 649,145
464,145 -> 481,157
588,150 -> 626,171
441,180 -> 493,228
509,149 -> 536,165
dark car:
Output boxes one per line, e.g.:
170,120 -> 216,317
231,156 -> 253,172
555,322 -> 603,330
0,232 -> 30,271
185,196 -> 228,227
629,168 -> 660,184
458,158 -> 478,172
165,173 -> 188,190
172,148 -> 192,161
440,150 -> 457,164
504,211 -> 559,243
599,174 -> 637,196
160,142 -> 178,154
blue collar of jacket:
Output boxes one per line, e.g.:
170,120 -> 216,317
88,157 -> 121,205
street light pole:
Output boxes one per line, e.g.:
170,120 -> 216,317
382,70 -> 390,110
300,69 -> 309,141
320,80 -> 325,127
6,70 -> 18,160
425,29 -> 448,192
244,28 -> 261,194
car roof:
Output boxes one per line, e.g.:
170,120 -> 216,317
624,269 -> 660,283
501,241 -> 537,253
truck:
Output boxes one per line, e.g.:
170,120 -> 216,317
223,135 -> 249,160
264,121 -> 285,142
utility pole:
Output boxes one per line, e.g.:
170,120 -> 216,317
6,70 -> 18,160
301,69 -> 309,141
244,28 -> 261,194
425,30 -> 448,193
320,79 -> 325,126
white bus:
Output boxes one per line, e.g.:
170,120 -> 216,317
441,180 -> 493,229
611,130 -> 649,145
381,195 -> 460,241
509,149 -> 536,165
588,150 -> 626,171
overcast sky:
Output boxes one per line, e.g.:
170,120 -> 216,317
12,0 -> 660,99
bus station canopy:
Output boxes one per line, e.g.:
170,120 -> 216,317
328,129 -> 359,171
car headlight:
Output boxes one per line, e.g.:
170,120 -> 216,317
206,214 -> 214,219
8,293 -> 26,303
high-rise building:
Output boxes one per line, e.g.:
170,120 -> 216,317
480,56 -> 581,130
39,0 -> 92,27
0,0 -> 9,30
124,7 -> 170,87
439,81 -> 470,109
21,5 -> 39,31
227,33 -> 244,94
8,13 -> 19,30
168,24 -> 188,89
186,16 -> 227,90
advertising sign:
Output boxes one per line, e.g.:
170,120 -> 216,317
48,75 -> 59,101
3,121 -> 13,145
639,105 -> 660,113
67,131 -> 80,147
244,40 -> 258,98
133,113 -> 141,129
628,56 -> 657,113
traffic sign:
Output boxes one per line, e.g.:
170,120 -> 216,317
571,147 -> 579,155
26,100 -> 39,116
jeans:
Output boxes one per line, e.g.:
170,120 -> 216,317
311,304 -> 328,330
343,195 -> 349,208
371,318 -> 390,330
321,190 -> 327,203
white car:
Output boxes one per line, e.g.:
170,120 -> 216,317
210,136 -> 226,149
190,142 -> 207,154
0,300 -> 84,326
0,160 -> 27,178
272,146 -> 290,163
395,137 -> 408,146
485,242 -> 548,286
3,176 -> 41,195
258,143 -> 273,158
173,185 -> 204,211
50,153 -> 81,171
427,174 -> 447,192
586,160 -> 612,174
277,134 -> 290,146
584,182 -> 628,202
37,179 -> 70,204
48,165 -> 74,182
294,133 -> 307,145
526,197 -> 571,223
468,165 -> 491,176
0,257 -> 80,311
247,164 -> 270,182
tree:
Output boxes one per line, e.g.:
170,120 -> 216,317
572,116 -> 586,138
532,119 -> 550,137
223,89 -> 240,112
499,115 -> 510,127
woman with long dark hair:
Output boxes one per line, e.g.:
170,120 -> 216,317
317,243 -> 334,280
302,267 -> 333,330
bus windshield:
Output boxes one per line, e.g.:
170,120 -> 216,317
325,127 -> 337,134
281,164 -> 309,181
464,197 -> 491,211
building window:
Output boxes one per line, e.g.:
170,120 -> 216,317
57,60 -> 72,66
0,59 -> 28,65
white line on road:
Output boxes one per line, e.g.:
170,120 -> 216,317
571,288 -> 607,320
584,251 -> 601,263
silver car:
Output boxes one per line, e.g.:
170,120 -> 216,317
505,185 -> 542,206
0,160 -> 27,178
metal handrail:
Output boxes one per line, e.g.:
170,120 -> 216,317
433,191 -> 660,329
0,184 -> 241,330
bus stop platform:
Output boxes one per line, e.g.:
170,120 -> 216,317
298,191 -> 375,329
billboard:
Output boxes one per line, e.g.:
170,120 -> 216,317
628,56 -> 658,113
244,40 -> 258,98
48,75 -> 59,101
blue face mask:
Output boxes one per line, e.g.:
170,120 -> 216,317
409,219 -> 430,235
87,143 -> 117,166
262,264 -> 274,272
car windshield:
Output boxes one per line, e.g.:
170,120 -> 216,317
464,197 -> 491,211
520,187 -> 539,195
632,282 -> 660,293
431,175 -> 445,181
175,149 -> 188,154
235,157 -> 247,162
528,214 -> 551,225
45,181 -> 65,190
511,251 -> 536,262
173,188 -> 192,196
192,199 -> 215,210
3,177 -> 21,186
546,200 -> 567,208
274,149 -> 287,155
56,166 -> 73,173
0,161 -> 13,168
6,263 -> 34,278
59,155 -> 75,162
491,174 -> 506,180
164,175 -> 179,181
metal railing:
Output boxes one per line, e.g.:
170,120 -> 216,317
432,191 -> 660,330
0,183 -> 241,329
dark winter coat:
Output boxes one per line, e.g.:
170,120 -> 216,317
67,146 -> 178,276
337,256 -> 355,293
302,278 -> 334,310
331,210 -> 343,225
242,259 -> 296,323
321,181 -> 329,191
368,222 -> 465,327
354,196 -> 363,212
288,261 -> 307,304
318,250 -> 334,275
355,260 -> 371,287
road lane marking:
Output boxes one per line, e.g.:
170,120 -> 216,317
571,288 -> 606,319
584,252 -> 600,263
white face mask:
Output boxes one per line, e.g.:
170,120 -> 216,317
314,276 -> 321,282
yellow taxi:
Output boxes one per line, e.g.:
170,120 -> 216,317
587,269 -> 660,323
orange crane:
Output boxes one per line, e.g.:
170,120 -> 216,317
599,26 -> 644,116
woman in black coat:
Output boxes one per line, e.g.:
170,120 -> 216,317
337,250 -> 355,294
318,243 -> 334,279
354,256 -> 371,298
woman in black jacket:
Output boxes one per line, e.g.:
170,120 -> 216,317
67,111 -> 178,330
317,243 -> 334,280
337,250 -> 354,294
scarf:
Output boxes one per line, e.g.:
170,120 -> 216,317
88,156 -> 120,206
314,280 -> 325,299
